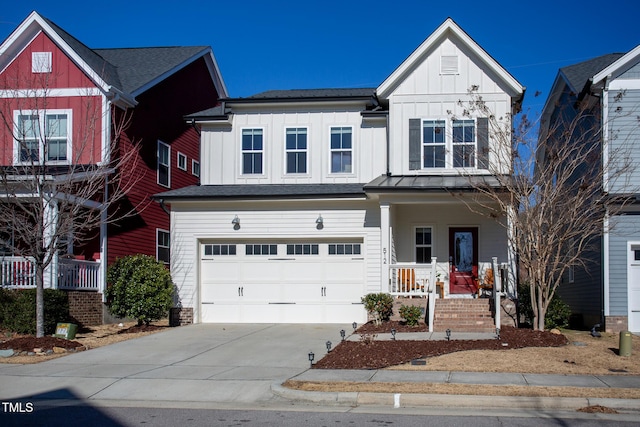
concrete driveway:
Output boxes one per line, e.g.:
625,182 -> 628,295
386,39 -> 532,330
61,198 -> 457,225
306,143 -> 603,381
0,323 -> 350,406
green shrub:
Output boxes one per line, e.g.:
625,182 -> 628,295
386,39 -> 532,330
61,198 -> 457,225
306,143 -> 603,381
518,283 -> 571,329
0,288 -> 69,335
361,293 -> 394,324
399,304 -> 423,326
106,254 -> 174,326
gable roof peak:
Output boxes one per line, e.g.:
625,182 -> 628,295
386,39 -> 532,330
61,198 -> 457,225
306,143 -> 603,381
377,17 -> 523,100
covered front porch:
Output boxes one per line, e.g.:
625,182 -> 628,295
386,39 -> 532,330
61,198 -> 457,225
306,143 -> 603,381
367,180 -> 517,332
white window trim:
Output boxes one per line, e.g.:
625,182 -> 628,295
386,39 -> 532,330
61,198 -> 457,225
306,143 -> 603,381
192,159 -> 200,177
13,109 -> 72,165
177,152 -> 187,171
284,127 -> 309,175
32,52 -> 52,73
156,228 -> 170,264
414,225 -> 435,264
329,125 -> 355,175
157,140 -> 171,188
240,127 -> 265,176
421,118 -> 477,170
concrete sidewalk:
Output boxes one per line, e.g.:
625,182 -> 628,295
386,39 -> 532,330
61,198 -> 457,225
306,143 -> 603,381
274,368 -> 640,411
0,323 -> 638,413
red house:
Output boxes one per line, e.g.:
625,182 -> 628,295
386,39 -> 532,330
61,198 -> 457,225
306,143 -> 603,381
0,11 -> 227,323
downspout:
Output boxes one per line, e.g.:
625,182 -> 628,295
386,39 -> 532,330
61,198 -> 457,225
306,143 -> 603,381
386,111 -> 391,176
601,76 -> 610,322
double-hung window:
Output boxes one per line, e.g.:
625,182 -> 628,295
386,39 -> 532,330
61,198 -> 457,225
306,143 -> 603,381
330,127 -> 352,173
157,229 -> 170,265
17,114 -> 40,162
157,141 -> 170,188
286,128 -> 307,174
452,119 -> 476,168
415,227 -> 433,264
422,120 -> 446,168
242,129 -> 263,174
15,110 -> 71,164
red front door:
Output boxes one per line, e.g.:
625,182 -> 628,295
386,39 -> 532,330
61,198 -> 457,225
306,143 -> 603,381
449,227 -> 478,294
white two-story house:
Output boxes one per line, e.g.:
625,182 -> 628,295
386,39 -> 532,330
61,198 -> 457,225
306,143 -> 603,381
156,19 -> 524,327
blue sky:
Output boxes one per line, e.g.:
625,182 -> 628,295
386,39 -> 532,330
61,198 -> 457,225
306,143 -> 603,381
1,1 -> 639,117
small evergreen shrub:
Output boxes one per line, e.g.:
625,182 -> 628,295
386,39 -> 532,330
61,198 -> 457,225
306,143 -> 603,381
518,283 -> 572,329
399,304 -> 423,326
361,293 -> 394,324
106,254 -> 174,326
0,288 -> 69,335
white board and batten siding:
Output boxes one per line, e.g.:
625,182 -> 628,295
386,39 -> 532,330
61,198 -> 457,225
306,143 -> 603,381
199,108 -> 387,186
170,200 -> 379,324
385,35 -> 515,177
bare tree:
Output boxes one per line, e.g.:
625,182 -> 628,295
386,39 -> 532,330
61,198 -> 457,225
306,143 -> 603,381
453,87 -> 637,330
0,69 -> 142,337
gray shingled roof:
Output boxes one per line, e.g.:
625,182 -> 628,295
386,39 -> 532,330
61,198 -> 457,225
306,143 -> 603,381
95,46 -> 209,94
42,15 -> 209,96
560,53 -> 625,94
244,88 -> 376,99
154,183 -> 367,201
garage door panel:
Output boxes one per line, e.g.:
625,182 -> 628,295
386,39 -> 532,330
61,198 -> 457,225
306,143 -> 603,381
200,241 -> 366,323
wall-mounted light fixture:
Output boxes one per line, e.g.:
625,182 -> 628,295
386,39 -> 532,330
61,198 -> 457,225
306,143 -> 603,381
315,214 -> 323,230
232,215 -> 240,230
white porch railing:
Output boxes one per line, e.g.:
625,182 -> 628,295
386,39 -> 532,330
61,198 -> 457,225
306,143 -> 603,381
0,257 -> 100,291
0,256 -> 36,288
58,259 -> 100,291
389,258 -> 438,332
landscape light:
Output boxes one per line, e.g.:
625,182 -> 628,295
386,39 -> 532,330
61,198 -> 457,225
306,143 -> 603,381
340,329 -> 346,341
391,329 -> 396,340
308,351 -> 314,367
446,329 -> 451,341
326,341 -> 332,352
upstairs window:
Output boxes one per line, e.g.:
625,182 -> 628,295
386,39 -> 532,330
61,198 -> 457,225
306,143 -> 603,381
157,141 -> 170,188
46,114 -> 68,162
286,128 -> 307,174
192,160 -> 200,177
15,110 -> 70,164
177,152 -> 187,171
32,52 -> 52,73
423,120 -> 446,168
330,127 -> 352,173
452,119 -> 476,168
17,114 -> 40,162
242,129 -> 263,174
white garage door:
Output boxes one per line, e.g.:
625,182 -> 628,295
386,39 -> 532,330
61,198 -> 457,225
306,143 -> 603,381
200,241 -> 366,323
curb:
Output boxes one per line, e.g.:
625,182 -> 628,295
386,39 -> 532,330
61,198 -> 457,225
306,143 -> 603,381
271,383 -> 640,412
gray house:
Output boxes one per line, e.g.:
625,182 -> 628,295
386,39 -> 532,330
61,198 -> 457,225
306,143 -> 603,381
540,47 -> 640,333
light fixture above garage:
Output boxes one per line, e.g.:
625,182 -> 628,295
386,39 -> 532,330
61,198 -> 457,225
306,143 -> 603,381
232,215 -> 240,230
316,214 -> 323,230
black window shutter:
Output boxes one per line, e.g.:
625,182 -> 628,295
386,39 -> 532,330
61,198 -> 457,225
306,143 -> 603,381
477,117 -> 489,169
409,119 -> 421,170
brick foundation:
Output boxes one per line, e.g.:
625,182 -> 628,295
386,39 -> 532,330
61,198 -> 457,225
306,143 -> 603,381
67,291 -> 103,327
170,307 -> 194,326
605,316 -> 628,334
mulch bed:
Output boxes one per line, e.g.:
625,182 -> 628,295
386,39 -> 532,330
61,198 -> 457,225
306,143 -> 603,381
0,324 -> 162,354
314,322 -> 568,370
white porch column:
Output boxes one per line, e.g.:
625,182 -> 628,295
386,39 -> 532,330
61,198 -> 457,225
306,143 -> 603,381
507,205 -> 517,297
380,202 -> 390,292
99,176 -> 108,298
43,197 -> 58,289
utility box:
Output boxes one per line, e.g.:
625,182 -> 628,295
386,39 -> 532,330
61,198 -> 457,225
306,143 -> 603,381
619,330 -> 632,357
54,323 -> 77,340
